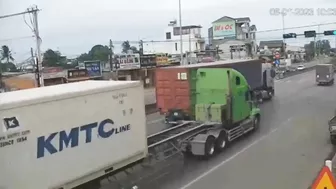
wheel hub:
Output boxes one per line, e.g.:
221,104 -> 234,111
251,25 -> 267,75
209,146 -> 215,155
220,140 -> 226,148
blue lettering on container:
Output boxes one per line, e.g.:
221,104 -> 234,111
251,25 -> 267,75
37,119 -> 131,159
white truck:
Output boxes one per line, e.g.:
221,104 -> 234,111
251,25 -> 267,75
0,80 -> 147,189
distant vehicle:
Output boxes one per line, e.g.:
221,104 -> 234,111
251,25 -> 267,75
297,65 -> 305,71
316,64 -> 334,85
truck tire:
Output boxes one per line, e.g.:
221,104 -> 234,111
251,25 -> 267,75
203,135 -> 216,159
253,115 -> 260,131
215,131 -> 228,152
331,136 -> 336,145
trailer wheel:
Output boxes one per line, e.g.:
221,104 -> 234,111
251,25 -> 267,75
204,135 -> 216,159
215,131 -> 228,152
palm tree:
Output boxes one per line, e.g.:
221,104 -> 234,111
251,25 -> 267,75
1,45 -> 14,64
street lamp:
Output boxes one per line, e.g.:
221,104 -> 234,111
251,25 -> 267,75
178,0 -> 183,65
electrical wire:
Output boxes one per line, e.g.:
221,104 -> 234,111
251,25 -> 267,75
23,14 -> 34,33
106,21 -> 336,44
0,36 -> 34,42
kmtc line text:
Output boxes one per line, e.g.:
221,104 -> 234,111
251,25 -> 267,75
37,119 -> 130,158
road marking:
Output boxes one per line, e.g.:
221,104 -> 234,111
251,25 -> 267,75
180,118 -> 293,189
147,118 -> 164,124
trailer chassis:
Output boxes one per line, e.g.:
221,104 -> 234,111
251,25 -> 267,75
73,115 -> 259,189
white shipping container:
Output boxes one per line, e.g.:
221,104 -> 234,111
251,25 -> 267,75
0,80 -> 148,189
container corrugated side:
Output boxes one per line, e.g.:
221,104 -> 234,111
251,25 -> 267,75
155,68 -> 191,114
205,60 -> 263,90
0,82 -> 147,189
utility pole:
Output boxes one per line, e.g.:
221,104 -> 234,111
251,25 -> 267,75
31,47 -> 40,87
109,39 -> 114,71
139,40 -> 144,55
178,0 -> 183,65
109,39 -> 118,80
0,6 -> 43,86
282,13 -> 286,43
31,6 -> 43,87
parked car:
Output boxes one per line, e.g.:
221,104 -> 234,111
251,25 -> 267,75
297,65 -> 305,71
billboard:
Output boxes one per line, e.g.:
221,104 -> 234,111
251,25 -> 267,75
84,61 -> 102,77
140,54 -> 156,68
155,54 -> 170,67
212,21 -> 236,38
114,54 -> 141,70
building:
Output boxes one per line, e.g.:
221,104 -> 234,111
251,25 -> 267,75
259,40 -> 287,59
143,21 -> 206,55
259,40 -> 285,50
208,16 -> 257,59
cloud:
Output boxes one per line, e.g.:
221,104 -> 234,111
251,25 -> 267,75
1,0 -> 336,61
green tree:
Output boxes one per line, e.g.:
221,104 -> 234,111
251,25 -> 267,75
130,46 -> 139,53
0,63 -> 17,72
1,45 -> 14,64
304,41 -> 315,61
43,49 -> 65,66
78,45 -> 110,62
122,41 -> 131,53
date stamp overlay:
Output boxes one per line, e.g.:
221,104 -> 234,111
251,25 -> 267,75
270,8 -> 336,16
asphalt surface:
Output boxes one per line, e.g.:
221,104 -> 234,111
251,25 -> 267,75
141,70 -> 336,189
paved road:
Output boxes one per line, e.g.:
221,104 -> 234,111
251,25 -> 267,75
140,70 -> 335,189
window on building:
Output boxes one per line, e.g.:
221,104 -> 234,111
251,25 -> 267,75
166,32 -> 171,40
182,29 -> 189,35
175,43 -> 178,51
173,27 -> 180,36
196,43 -> 198,49
246,33 -> 249,39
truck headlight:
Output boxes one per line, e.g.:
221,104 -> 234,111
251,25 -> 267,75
327,75 -> 330,78
317,75 -> 319,78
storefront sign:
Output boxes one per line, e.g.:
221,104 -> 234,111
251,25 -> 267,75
67,69 -> 88,79
212,21 -> 236,38
84,61 -> 102,77
140,54 -> 157,68
42,67 -> 66,79
155,54 -> 170,67
114,54 -> 141,70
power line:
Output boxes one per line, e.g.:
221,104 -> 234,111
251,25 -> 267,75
90,21 -> 335,44
0,36 -> 34,42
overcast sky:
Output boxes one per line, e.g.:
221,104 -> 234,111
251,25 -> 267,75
1,0 -> 336,62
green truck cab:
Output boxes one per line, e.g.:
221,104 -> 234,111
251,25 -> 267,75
194,68 -> 260,127
183,68 -> 261,159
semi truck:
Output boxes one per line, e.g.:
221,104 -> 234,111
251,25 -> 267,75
316,64 -> 334,85
155,59 -> 273,124
1,75 -> 260,189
